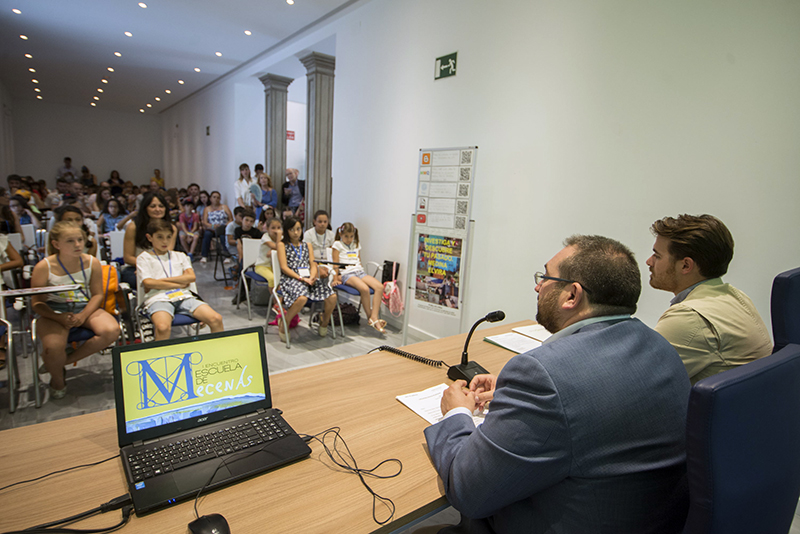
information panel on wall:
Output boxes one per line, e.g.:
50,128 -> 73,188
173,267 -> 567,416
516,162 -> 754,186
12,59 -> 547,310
412,146 -> 477,319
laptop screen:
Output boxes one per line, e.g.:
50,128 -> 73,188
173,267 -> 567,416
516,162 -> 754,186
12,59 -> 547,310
112,327 -> 272,447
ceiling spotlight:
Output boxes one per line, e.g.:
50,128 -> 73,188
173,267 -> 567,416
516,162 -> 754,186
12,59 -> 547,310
91,102 -> 97,107
34,88 -> 41,93
37,95 -> 43,100
165,89 -> 171,94
31,79 -> 38,83
287,0 -> 294,4
101,79 -> 108,84
194,67 -> 201,72
29,68 -> 35,73
24,53 -> 33,59
20,35 -> 28,40
215,52 -> 222,57
12,8 -> 21,14
244,30 -> 252,36
124,31 -> 133,37
138,2 -> 147,7
177,80 -> 184,85
97,88 -> 104,93
139,109 -> 145,113
107,67 -> 114,72
146,103 -> 152,108
93,96 -> 99,100
114,52 -> 122,57
154,97 -> 161,101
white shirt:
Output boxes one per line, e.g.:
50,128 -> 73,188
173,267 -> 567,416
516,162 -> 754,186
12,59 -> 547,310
332,240 -> 362,275
136,250 -> 196,307
258,234 -> 277,267
234,178 -> 255,207
303,228 -> 334,261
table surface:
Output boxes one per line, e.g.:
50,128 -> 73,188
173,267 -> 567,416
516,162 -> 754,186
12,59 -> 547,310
0,320 -> 530,533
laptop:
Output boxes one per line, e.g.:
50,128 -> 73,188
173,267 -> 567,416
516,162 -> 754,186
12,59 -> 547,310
111,326 -> 312,515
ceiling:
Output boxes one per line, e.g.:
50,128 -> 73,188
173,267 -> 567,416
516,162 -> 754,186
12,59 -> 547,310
0,0 -> 352,114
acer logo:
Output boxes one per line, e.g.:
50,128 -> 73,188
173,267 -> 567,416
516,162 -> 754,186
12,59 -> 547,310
197,417 -> 208,422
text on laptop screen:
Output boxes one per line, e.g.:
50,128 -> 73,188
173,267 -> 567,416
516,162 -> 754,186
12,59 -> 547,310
120,331 -> 267,434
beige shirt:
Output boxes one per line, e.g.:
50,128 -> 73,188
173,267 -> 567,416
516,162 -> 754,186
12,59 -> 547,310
655,278 -> 772,384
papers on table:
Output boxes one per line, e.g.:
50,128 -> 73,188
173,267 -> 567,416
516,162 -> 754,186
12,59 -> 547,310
397,383 -> 485,427
512,324 -> 552,342
482,323 -> 552,354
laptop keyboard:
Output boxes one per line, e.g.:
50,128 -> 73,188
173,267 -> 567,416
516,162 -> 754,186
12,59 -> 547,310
127,414 -> 292,483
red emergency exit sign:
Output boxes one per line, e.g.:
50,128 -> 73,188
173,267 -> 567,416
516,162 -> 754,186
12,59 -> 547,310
287,130 -> 295,140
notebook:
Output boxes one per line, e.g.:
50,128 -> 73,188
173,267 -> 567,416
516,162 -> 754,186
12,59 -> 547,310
111,326 -> 311,516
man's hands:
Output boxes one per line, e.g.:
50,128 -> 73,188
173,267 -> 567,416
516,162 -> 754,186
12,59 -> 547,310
469,374 -> 496,411
440,374 -> 498,416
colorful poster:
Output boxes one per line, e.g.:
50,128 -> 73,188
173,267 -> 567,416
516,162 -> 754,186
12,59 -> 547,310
414,233 -> 462,317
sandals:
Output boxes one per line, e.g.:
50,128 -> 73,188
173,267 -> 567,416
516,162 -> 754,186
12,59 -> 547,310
369,319 -> 387,334
277,319 -> 290,343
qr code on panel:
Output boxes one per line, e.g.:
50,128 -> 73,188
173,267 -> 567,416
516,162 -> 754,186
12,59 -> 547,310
458,184 -> 470,197
459,167 -> 471,181
456,200 -> 469,215
460,150 -> 473,165
455,217 -> 467,230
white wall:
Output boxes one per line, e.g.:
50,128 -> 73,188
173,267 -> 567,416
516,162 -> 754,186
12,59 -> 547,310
12,100 -> 162,188
287,98 -> 308,182
0,82 -> 14,179
163,0 -> 800,341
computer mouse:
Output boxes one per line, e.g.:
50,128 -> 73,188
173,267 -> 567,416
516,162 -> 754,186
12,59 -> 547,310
188,513 -> 231,534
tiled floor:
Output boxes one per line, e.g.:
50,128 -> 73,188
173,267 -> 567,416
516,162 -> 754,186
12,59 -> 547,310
0,259 -> 406,430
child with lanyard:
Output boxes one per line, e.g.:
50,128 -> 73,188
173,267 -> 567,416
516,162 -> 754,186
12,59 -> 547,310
303,210 -> 334,280
137,218 -> 223,341
331,222 -> 386,333
31,221 -> 120,399
277,216 -> 337,342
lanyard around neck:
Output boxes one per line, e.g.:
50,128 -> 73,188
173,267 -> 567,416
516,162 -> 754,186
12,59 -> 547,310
154,250 -> 172,277
57,254 -> 89,299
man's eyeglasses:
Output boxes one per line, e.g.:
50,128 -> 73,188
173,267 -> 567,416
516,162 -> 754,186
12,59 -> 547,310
534,272 -> 592,293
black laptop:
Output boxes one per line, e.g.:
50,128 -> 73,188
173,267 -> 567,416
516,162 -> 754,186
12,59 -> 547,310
111,326 -> 312,515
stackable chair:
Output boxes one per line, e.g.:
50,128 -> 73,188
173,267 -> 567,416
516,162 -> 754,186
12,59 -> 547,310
236,238 -> 269,321
266,250 -> 343,348
770,266 -> 800,353
682,343 -> 800,534
213,225 -> 233,284
132,276 -> 201,343
327,246 -> 383,323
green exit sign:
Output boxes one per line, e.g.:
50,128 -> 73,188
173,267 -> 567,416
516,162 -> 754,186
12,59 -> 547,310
435,52 -> 457,80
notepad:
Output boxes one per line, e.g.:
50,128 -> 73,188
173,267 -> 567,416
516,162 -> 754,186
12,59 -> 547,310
512,324 -> 553,342
397,383 -> 485,426
483,332 -> 542,354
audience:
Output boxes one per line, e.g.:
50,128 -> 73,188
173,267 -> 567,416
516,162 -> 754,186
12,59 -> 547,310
56,157 -> 78,182
281,167 -> 304,216
235,163 -> 257,209
178,199 -> 200,261
200,190 -> 232,264
122,191 -> 176,287
9,195 -> 41,229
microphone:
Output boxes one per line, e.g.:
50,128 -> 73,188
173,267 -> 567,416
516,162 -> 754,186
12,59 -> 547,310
447,310 -> 506,384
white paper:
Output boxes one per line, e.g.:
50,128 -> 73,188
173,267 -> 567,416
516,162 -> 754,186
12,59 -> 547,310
512,324 -> 552,342
483,332 -> 542,354
397,383 -> 485,426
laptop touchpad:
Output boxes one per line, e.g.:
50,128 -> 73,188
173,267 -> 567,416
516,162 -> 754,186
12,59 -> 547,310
175,461 -> 233,494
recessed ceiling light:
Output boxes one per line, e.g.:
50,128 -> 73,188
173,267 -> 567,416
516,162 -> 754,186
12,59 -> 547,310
139,109 -> 145,113
114,52 -> 122,57
34,88 -> 41,93
165,89 -> 171,94
24,53 -> 32,59
215,52 -> 222,57
93,96 -> 99,100
12,8 -> 21,14
146,103 -> 152,108
287,0 -> 294,4
20,35 -> 28,40
138,2 -> 147,7
101,79 -> 108,84
97,88 -> 104,93
37,95 -> 43,100
31,79 -> 38,83
107,67 -> 114,72
194,67 -> 201,72
177,80 -> 184,85
244,30 -> 252,36
28,68 -> 35,73
124,31 -> 133,37
91,102 -> 96,107
154,97 -> 161,101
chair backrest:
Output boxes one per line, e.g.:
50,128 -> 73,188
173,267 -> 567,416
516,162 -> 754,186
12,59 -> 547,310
109,230 -> 125,260
683,343 -> 800,534
20,224 -> 35,248
8,233 -> 22,252
241,238 -> 261,270
771,267 -> 800,352
271,250 -> 282,290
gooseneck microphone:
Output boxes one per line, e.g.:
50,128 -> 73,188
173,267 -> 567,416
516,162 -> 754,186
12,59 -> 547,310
447,310 -> 506,384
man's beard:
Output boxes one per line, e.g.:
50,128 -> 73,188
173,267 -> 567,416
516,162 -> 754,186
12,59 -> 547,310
535,287 -> 562,334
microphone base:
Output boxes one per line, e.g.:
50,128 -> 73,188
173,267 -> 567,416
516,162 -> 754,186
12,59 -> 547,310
447,361 -> 489,384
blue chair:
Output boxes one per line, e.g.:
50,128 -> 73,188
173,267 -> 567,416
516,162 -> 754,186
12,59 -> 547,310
132,279 -> 201,343
237,238 -> 270,321
683,343 -> 800,534
770,266 -> 800,353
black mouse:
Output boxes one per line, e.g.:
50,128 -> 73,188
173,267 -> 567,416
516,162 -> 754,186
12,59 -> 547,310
188,513 -> 230,534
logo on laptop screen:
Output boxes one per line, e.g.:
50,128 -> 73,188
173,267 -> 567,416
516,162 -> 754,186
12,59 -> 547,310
127,352 -> 202,409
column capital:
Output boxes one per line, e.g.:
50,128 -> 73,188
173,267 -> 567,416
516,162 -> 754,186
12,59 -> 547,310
299,52 -> 336,77
259,73 -> 294,92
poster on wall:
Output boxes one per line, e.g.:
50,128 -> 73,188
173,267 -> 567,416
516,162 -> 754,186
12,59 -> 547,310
412,146 -> 477,318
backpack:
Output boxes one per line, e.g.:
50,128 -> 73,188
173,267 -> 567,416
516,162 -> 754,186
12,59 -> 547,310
382,262 -> 404,317
101,264 -> 120,315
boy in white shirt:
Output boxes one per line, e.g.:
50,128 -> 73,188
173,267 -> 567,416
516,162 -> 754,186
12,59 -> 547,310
303,209 -> 335,280
137,218 -> 223,341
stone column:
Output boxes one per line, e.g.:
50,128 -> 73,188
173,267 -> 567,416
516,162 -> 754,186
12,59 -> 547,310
259,73 -> 294,212
299,52 -> 335,227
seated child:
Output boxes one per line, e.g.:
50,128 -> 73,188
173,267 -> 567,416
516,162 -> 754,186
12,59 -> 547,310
254,217 -> 282,288
232,209 -> 262,305
225,206 -> 245,260
137,219 -> 223,341
178,199 -> 200,260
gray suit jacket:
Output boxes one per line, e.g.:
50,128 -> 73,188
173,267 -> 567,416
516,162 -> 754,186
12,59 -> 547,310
424,318 -> 691,534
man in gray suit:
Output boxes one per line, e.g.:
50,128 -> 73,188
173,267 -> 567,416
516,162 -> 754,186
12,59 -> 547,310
424,235 -> 691,534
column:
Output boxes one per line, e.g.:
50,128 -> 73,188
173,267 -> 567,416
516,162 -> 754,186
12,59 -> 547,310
299,52 -> 335,227
259,73 -> 294,212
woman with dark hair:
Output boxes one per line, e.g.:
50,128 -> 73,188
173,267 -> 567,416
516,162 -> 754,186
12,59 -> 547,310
199,190 -> 232,264
121,190 -> 177,287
